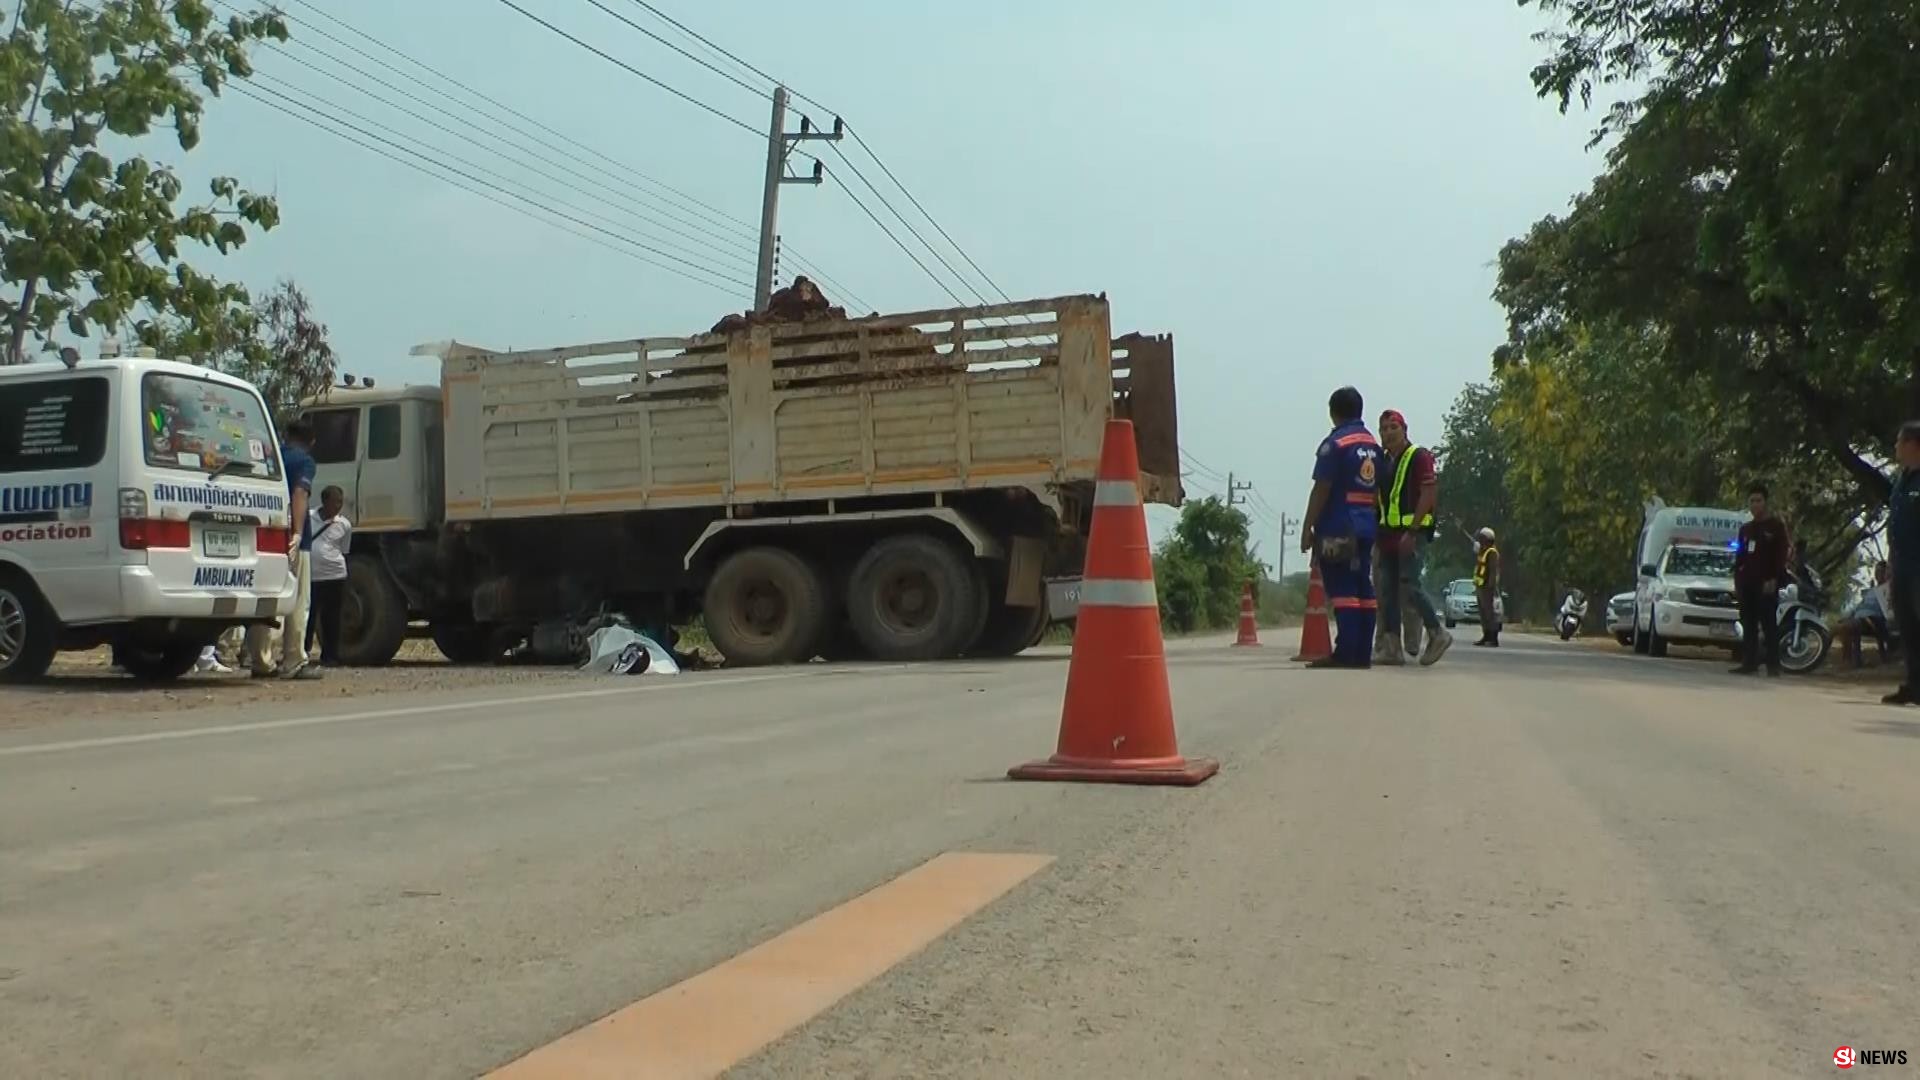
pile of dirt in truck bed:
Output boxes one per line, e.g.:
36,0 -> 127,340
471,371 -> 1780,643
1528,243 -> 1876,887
707,275 -> 850,334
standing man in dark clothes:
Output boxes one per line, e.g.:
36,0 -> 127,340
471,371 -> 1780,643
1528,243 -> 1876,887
1883,424 -> 1920,705
1732,482 -> 1792,676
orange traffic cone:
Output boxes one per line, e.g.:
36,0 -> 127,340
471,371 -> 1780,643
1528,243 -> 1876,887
1234,582 -> 1261,647
1291,562 -> 1332,663
1008,420 -> 1219,786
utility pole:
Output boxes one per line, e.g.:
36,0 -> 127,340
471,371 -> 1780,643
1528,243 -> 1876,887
1225,471 -> 1252,507
1276,513 -> 1301,582
755,86 -> 843,311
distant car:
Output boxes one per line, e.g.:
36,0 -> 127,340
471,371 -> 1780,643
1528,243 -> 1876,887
1442,578 -> 1511,628
1606,591 -> 1635,645
1443,579 -> 1478,628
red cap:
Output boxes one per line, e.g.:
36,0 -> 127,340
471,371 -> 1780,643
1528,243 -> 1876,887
1380,409 -> 1407,431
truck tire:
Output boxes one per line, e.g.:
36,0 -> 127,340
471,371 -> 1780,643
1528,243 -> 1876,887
431,622 -> 502,665
704,546 -> 830,666
972,588 -> 1049,658
847,534 -> 980,662
342,556 -> 410,667
117,637 -> 206,682
0,570 -> 58,683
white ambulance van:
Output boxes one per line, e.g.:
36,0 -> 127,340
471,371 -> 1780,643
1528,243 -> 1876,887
0,348 -> 297,682
1631,500 -> 1748,658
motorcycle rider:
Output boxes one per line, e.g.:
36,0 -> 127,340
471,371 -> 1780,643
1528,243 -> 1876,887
1557,588 -> 1587,639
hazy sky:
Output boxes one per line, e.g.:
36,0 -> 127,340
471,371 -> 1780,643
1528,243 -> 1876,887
171,0 -> 1604,555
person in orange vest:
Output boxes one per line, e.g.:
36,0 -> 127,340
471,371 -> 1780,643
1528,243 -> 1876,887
1300,386 -> 1381,668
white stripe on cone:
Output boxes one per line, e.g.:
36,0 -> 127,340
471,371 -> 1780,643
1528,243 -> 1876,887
1080,578 -> 1158,608
1092,480 -> 1140,507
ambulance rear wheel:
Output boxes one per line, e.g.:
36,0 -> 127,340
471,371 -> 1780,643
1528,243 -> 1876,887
117,636 -> 204,683
0,571 -> 57,683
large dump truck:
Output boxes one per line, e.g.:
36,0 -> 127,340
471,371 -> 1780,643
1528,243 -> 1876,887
300,294 -> 1181,667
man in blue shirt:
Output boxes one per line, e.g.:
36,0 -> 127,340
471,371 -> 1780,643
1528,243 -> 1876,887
1884,422 -> 1920,705
245,418 -> 323,680
1300,386 -> 1381,669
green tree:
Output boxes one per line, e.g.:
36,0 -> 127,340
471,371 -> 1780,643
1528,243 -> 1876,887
1,0 -> 287,362
1512,0 -> 1915,506
1154,497 -> 1260,633
146,279 -> 337,423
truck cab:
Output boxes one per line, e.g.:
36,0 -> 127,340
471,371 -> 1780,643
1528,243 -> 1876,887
296,383 -> 469,664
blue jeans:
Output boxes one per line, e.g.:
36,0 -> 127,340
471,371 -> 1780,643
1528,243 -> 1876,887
1378,533 -> 1442,635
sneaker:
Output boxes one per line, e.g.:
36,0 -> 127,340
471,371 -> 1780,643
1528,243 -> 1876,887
1883,688 -> 1916,706
195,655 -> 232,674
1378,639 -> 1406,667
280,662 -> 324,681
1419,630 -> 1453,667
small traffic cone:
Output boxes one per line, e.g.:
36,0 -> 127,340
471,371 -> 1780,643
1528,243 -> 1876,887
1008,419 -> 1218,787
1233,582 -> 1261,647
1292,563 -> 1332,663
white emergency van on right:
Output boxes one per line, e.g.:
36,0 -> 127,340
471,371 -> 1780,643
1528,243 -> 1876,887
0,350 -> 298,682
1631,501 -> 1749,658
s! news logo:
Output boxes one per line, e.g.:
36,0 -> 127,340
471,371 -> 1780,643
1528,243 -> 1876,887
1836,1045 -> 1908,1069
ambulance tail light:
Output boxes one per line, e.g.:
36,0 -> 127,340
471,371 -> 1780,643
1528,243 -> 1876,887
119,518 -> 190,550
116,491 -> 190,550
255,527 -> 288,555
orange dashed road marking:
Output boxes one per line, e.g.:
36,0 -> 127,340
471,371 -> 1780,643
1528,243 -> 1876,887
485,851 -> 1055,1080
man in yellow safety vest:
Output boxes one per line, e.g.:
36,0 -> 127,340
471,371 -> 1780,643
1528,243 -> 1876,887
1474,527 -> 1504,647
1374,410 -> 1451,666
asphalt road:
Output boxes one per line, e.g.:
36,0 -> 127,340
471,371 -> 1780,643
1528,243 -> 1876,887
1,631 -> 1912,1078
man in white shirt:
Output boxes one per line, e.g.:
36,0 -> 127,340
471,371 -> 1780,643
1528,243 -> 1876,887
307,486 -> 353,669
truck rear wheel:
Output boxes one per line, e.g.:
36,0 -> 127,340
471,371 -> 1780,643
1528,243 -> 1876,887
342,556 -> 409,667
972,576 -> 1049,657
704,547 -> 830,666
847,535 -> 980,662
431,622 -> 502,665
0,571 -> 58,683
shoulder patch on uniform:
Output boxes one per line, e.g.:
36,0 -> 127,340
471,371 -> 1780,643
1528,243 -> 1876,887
1316,441 -> 1332,457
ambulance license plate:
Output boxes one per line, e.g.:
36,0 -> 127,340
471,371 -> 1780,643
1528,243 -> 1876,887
202,529 -> 242,559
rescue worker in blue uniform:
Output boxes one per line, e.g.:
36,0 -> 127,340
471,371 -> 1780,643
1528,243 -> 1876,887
1300,385 -> 1381,668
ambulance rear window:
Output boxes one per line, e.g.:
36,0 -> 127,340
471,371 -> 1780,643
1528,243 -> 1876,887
141,373 -> 281,479
0,376 -> 109,473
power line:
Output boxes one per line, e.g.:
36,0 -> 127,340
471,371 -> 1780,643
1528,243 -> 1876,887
491,0 -> 762,137
249,70 -> 752,281
277,1 -> 874,313
224,84 -> 744,299
582,0 -> 771,100
824,156 -> 966,308
605,2 -> 1020,321
823,140 -> 985,308
284,0 -> 765,246
228,80 -> 751,298
250,66 -> 757,278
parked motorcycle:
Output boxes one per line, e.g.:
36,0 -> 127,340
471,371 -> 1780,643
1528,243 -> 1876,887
1776,566 -> 1832,674
1556,589 -> 1588,641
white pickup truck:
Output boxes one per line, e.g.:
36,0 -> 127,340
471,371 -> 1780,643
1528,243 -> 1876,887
1632,503 -> 1747,657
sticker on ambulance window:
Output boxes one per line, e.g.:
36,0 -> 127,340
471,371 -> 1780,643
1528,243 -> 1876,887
176,451 -> 201,469
247,438 -> 265,461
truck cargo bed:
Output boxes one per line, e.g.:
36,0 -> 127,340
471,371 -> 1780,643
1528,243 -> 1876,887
435,295 -> 1179,522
